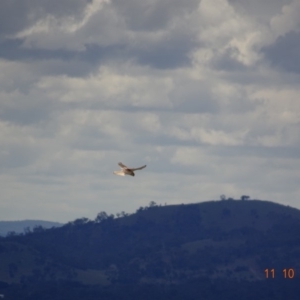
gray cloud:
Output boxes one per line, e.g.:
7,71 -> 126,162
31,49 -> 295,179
0,0 -> 201,72
0,145 -> 39,170
228,0 -> 293,20
0,0 -> 91,37
0,105 -> 52,126
0,38 -> 75,61
0,39 -> 126,75
262,31 -> 300,74
170,80 -> 219,113
0,34 -> 196,75
111,0 -> 199,32
132,34 -> 197,69
211,48 -> 247,71
210,145 -> 300,160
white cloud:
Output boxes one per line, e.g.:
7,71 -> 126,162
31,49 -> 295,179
171,147 -> 206,166
194,0 -> 264,66
34,66 -> 173,110
139,113 -> 161,133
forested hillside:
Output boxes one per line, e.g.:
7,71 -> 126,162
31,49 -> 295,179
1,199 -> 300,299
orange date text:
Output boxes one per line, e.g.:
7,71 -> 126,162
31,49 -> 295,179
264,268 -> 295,279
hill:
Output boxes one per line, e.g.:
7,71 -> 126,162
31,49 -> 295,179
1,199 -> 300,299
0,220 -> 63,236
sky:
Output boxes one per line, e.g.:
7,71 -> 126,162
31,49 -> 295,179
0,0 -> 300,222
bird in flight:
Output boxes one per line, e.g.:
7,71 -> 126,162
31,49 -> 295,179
113,162 -> 146,177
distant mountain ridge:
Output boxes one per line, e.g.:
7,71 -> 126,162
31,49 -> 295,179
0,220 -> 63,236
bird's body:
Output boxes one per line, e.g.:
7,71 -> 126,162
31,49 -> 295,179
113,162 -> 146,177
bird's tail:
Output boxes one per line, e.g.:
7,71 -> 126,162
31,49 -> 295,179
113,171 -> 125,176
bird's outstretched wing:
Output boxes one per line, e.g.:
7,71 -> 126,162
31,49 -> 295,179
130,165 -> 146,171
118,162 -> 128,169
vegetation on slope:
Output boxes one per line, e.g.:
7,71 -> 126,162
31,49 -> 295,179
1,199 -> 300,299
